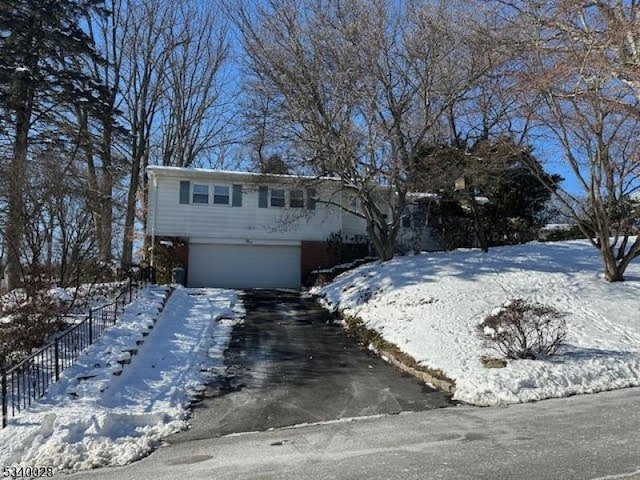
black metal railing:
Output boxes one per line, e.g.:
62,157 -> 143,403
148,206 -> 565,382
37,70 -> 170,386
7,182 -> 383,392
1,279 -> 142,428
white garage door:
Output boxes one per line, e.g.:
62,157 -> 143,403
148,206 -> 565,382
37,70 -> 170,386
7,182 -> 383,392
188,243 -> 301,289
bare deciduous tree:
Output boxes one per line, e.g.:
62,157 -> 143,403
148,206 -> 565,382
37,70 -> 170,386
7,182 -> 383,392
118,0 -> 171,269
158,1 -> 231,169
235,0 -> 500,260
78,0 -> 128,265
117,0 -> 232,268
502,0 -> 640,281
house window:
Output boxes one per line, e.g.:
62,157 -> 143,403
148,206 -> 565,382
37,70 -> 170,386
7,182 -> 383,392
290,189 -> 304,208
213,185 -> 230,205
258,186 -> 268,208
271,188 -> 285,207
192,184 -> 209,204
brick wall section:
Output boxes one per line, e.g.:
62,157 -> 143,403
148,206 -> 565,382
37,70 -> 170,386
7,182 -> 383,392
301,241 -> 341,285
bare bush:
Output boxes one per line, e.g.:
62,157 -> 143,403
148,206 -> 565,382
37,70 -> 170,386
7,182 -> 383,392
477,299 -> 567,360
0,289 -> 67,368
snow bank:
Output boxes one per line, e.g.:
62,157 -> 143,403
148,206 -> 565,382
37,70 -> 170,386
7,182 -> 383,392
315,240 -> 640,406
0,287 -> 244,472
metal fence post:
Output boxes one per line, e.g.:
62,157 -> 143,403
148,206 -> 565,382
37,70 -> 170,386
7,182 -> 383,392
2,370 -> 7,428
88,310 -> 93,344
54,337 -> 60,382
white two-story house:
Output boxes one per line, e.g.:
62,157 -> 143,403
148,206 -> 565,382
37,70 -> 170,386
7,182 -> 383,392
146,166 -> 369,288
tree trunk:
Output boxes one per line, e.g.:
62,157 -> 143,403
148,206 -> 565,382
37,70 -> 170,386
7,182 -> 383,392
599,233 -> 625,282
80,110 -> 104,260
121,165 -> 140,269
5,75 -> 33,291
599,235 -> 640,282
141,154 -> 150,264
121,136 -> 145,271
366,217 -> 396,261
99,120 -> 114,264
602,252 -> 625,282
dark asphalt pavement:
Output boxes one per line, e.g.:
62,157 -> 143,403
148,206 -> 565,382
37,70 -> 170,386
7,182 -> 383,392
169,289 -> 454,443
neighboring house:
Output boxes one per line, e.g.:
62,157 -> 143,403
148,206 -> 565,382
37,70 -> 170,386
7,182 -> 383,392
397,193 -> 444,253
146,166 -> 369,288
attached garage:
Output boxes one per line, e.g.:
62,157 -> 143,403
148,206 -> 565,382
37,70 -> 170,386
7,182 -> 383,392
188,243 -> 301,289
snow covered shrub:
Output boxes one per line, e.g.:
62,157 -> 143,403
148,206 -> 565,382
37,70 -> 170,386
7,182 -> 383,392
477,299 -> 567,360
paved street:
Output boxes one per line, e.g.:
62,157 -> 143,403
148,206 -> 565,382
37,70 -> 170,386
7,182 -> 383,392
63,387 -> 640,480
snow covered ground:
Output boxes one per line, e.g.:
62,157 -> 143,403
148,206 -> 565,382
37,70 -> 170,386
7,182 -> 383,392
315,240 -> 640,406
1,282 -> 129,315
0,286 -> 244,473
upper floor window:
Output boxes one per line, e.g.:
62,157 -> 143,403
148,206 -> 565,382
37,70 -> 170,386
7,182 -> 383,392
192,184 -> 209,204
271,188 -> 285,207
213,185 -> 230,205
290,189 -> 304,208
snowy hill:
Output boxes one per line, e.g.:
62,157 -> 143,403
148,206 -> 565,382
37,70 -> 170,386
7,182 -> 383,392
315,240 -> 640,406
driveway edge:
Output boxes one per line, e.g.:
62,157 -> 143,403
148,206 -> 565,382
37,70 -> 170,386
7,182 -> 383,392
340,312 -> 457,395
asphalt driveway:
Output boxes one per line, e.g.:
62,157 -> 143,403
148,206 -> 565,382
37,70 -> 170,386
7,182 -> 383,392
169,289 -> 454,443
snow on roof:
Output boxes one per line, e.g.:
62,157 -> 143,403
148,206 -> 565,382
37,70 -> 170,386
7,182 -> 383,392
541,223 -> 575,231
146,166 -> 340,183
406,193 -> 491,205
407,192 -> 439,200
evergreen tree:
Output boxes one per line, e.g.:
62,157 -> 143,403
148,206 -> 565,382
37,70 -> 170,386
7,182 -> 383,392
258,154 -> 290,175
411,139 -> 561,250
0,0 -> 106,290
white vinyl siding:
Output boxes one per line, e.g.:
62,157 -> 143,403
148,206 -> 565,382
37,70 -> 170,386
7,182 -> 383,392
342,193 -> 367,238
150,177 -> 344,241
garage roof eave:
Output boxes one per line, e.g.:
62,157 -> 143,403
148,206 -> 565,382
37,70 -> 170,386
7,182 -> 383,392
146,166 -> 341,184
